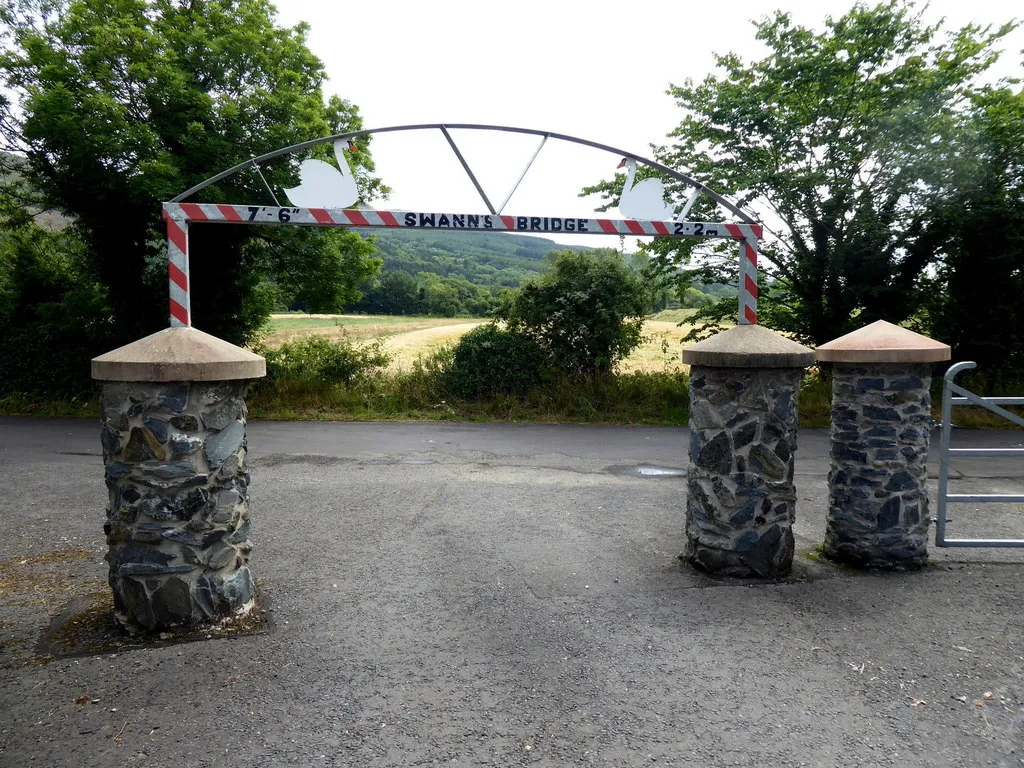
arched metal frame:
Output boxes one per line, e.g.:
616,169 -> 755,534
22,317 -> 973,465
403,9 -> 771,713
162,123 -> 762,328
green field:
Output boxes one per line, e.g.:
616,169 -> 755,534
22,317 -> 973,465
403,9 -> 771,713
264,314 -> 482,347
5,309 -> 1014,429
262,311 -> 704,374
266,313 -> 467,331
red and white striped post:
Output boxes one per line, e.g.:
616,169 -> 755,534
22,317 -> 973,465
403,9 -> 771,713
738,235 -> 758,325
164,211 -> 191,327
724,223 -> 761,325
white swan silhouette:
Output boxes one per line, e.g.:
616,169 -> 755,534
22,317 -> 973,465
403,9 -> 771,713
284,140 -> 359,208
616,157 -> 675,221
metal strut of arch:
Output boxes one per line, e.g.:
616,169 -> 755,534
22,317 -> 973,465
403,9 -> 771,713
162,123 -> 762,329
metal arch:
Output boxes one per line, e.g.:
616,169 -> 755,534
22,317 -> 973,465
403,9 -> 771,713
169,122 -> 757,225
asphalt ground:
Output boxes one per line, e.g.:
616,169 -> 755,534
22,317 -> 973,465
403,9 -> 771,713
1,417 -> 1023,767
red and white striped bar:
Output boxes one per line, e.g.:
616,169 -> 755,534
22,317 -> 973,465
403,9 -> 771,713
162,203 -> 762,327
163,210 -> 191,327
163,203 -> 763,242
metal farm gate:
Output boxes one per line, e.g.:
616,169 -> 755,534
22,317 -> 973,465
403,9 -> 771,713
935,361 -> 1024,548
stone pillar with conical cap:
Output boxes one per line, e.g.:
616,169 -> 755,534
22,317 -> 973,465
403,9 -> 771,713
92,327 -> 265,632
816,320 -> 950,569
682,325 -> 814,577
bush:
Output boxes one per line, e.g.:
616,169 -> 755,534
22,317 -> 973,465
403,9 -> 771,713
497,249 -> 648,374
445,323 -> 546,398
260,335 -> 390,387
0,213 -> 113,397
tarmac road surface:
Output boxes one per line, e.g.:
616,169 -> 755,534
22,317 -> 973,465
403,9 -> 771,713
1,417 -> 1022,767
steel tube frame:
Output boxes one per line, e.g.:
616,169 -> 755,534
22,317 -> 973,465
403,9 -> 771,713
935,361 -> 1024,548
498,134 -> 548,215
439,126 -> 497,215
164,123 -> 764,329
169,122 -> 757,224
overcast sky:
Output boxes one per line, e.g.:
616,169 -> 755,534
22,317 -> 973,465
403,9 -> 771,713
275,0 -> 1022,247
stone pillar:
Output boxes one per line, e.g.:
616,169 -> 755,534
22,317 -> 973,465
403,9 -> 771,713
682,325 -> 814,577
92,327 -> 266,632
816,320 -> 950,569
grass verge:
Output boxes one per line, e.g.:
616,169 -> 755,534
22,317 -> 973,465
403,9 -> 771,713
798,375 -> 833,428
0,393 -> 99,418
248,369 -> 691,425
3,372 -> 1019,429
264,314 -> 482,347
3,334 -> 1021,429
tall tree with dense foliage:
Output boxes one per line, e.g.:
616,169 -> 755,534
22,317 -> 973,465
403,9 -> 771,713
0,193 -> 113,394
0,0 -> 385,353
584,2 -> 1014,346
921,83 -> 1024,381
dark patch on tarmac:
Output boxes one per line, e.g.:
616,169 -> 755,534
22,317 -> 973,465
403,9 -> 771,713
35,587 -> 271,662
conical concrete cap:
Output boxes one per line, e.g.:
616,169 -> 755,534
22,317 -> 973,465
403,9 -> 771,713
815,320 -> 950,364
682,324 -> 814,368
92,326 -> 266,382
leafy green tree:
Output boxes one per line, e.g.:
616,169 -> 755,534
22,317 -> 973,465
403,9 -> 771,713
0,0 -> 385,346
584,2 -> 1013,346
921,83 -> 1024,380
350,269 -> 423,315
0,198 -> 112,394
496,249 -> 649,374
416,272 -> 461,317
681,286 -> 713,309
351,269 -> 501,317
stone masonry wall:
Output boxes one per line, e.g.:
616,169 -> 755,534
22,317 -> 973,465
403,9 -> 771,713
686,366 -> 802,577
824,364 -> 932,569
99,380 -> 254,631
